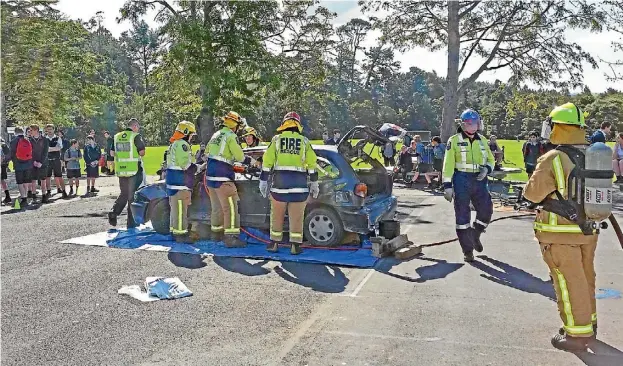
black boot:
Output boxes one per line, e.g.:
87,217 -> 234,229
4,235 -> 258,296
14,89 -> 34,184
464,252 -> 475,262
108,212 -> 117,227
470,227 -> 484,253
290,243 -> 303,255
3,191 -> 11,204
266,241 -> 279,252
61,190 -> 68,199
551,333 -> 588,352
223,235 -> 246,248
457,229 -> 475,259
41,193 -> 50,203
210,231 -> 224,242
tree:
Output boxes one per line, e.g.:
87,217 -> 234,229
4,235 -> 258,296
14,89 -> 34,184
602,1 -> 623,81
363,0 -> 606,140
120,20 -> 162,95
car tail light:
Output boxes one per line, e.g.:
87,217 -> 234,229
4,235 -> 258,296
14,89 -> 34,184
354,183 -> 367,198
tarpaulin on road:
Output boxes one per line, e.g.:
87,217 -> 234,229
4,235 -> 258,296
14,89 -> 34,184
62,225 -> 379,268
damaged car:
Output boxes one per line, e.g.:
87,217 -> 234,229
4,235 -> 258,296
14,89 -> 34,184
130,126 -> 399,247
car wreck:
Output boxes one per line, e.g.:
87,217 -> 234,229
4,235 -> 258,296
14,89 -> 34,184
131,126 -> 399,247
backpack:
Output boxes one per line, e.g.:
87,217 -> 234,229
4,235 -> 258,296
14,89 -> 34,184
15,137 -> 33,161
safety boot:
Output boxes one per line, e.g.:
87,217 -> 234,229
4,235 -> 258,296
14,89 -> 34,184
223,235 -> 246,248
551,333 -> 588,352
470,227 -> 484,253
463,252 -> 475,262
290,243 -> 303,255
266,241 -> 279,253
174,234 -> 188,243
186,231 -> 200,243
210,231 -> 224,242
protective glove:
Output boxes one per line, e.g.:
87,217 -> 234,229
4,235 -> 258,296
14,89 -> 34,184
259,180 -> 268,198
309,181 -> 320,199
476,166 -> 489,181
444,188 -> 454,202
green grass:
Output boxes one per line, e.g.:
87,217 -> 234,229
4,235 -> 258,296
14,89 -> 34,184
12,140 -> 612,180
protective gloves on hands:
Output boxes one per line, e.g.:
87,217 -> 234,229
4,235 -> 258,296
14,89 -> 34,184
476,166 -> 489,181
259,180 -> 268,198
309,181 -> 320,199
444,188 -> 454,202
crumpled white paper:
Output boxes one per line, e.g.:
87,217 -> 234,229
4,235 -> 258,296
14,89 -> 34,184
118,277 -> 192,302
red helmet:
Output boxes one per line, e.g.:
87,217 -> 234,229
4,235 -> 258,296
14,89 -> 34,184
283,111 -> 301,123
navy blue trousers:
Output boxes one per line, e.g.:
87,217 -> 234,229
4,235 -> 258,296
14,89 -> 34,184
453,171 -> 493,253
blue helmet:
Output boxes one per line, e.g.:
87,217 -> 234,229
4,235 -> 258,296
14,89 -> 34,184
459,109 -> 481,134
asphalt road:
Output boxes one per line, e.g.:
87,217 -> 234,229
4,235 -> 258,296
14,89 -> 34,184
1,184 -> 623,366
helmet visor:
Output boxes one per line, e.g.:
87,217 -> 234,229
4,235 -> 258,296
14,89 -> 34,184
462,119 -> 479,134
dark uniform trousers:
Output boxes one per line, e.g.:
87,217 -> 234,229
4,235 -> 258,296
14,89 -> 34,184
112,168 -> 142,228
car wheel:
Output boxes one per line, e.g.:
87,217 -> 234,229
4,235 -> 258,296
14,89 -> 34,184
304,206 -> 344,247
379,220 -> 400,240
149,199 -> 170,235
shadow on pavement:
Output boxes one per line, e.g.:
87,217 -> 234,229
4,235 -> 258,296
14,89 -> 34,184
213,257 -> 270,276
167,252 -> 207,269
470,255 -> 555,300
274,262 -> 348,293
376,256 -> 464,283
577,340 -> 623,366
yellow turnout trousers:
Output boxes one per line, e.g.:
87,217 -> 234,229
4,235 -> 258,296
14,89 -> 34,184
208,182 -> 240,236
169,190 -> 191,235
540,241 -> 597,337
270,197 -> 306,243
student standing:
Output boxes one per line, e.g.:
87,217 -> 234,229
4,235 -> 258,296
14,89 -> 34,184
103,131 -> 115,175
64,139 -> 82,196
10,127 -> 33,207
29,125 -> 49,203
84,135 -> 101,194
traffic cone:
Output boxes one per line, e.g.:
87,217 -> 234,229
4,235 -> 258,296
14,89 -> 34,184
13,198 -> 20,210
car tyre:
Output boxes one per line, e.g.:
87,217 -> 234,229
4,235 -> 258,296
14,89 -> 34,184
379,220 -> 400,240
149,198 -> 170,235
304,206 -> 344,247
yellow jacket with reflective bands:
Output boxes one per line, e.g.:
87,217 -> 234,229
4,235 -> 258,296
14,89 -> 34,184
442,132 -> 495,186
523,149 -> 598,245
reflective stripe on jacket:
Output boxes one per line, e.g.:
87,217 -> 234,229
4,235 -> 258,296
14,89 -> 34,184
166,139 -> 193,191
523,149 -> 598,245
206,127 -> 250,187
260,131 -> 318,201
442,132 -> 494,185
114,131 -> 140,177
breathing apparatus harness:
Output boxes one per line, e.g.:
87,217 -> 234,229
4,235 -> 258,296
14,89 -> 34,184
535,145 -> 613,235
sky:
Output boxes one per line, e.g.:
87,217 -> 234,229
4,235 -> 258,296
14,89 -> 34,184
53,0 -> 620,93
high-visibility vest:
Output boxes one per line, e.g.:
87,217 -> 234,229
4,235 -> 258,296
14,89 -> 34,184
165,139 -> 193,191
114,131 -> 140,177
442,133 -> 494,183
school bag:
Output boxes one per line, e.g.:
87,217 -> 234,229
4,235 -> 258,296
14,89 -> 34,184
15,137 -> 32,161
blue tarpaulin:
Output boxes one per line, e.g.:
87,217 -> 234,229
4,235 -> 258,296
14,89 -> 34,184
106,226 -> 379,268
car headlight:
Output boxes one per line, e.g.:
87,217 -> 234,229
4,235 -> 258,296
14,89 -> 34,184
334,191 -> 351,203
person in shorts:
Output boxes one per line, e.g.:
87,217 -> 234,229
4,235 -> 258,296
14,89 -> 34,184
29,125 -> 49,203
83,135 -> 101,194
10,127 -> 33,207
1,138 -> 11,204
424,136 -> 445,189
409,135 -> 426,184
58,129 -> 69,174
44,124 -> 68,199
103,130 -> 115,175
64,139 -> 82,196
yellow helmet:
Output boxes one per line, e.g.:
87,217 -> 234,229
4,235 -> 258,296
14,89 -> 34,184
241,126 -> 258,138
277,111 -> 303,133
221,111 -> 243,130
175,120 -> 196,136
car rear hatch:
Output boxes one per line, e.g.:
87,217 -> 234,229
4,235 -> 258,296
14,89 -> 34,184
337,126 -> 393,202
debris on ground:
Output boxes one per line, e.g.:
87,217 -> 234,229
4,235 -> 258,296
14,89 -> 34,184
118,277 -> 192,302
372,234 -> 410,258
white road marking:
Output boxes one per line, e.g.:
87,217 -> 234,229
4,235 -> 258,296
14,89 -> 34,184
347,196 -> 439,298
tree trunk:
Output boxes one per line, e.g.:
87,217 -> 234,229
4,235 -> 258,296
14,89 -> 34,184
196,86 -> 214,143
441,0 -> 461,141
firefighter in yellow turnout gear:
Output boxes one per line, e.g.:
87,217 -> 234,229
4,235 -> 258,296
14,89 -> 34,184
260,112 -> 319,255
205,111 -> 257,248
523,102 -> 603,351
165,121 -> 198,242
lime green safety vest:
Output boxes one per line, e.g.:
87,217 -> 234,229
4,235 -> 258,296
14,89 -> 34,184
442,133 -> 494,184
207,127 -> 245,165
114,131 -> 140,177
166,139 -> 192,170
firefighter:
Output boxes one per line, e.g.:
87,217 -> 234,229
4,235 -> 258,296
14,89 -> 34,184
166,121 -> 198,242
442,109 -> 495,262
523,102 -> 609,351
259,112 -> 319,255
240,126 -> 261,148
205,111 -> 257,248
